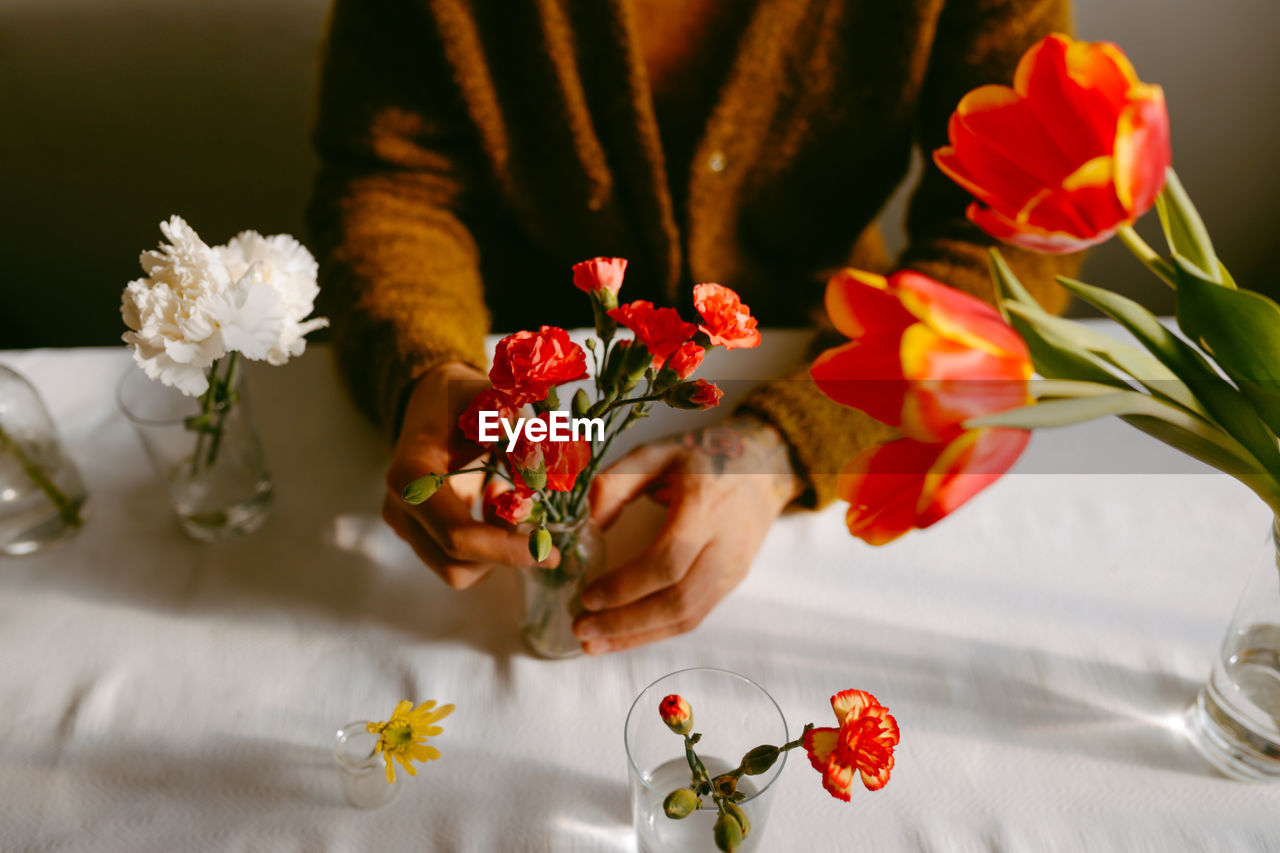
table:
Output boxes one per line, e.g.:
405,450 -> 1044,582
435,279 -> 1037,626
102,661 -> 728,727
2,334 -> 1278,852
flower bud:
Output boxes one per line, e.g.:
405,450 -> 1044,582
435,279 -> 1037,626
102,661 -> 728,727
661,379 -> 723,410
594,288 -> 620,313
723,801 -> 751,838
712,774 -> 738,798
529,526 -> 552,562
518,460 -> 547,491
572,388 -> 591,420
740,744 -> 780,776
662,787 -> 700,819
714,813 -> 743,852
534,386 -> 559,412
621,339 -> 653,380
658,694 -> 693,734
401,474 -> 442,505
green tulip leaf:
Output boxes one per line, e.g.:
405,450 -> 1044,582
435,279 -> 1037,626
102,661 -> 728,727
968,389 -> 1186,430
1155,169 -> 1219,282
1056,275 -> 1280,474
989,251 -> 1129,387
1121,414 -> 1264,485
1174,259 -> 1280,437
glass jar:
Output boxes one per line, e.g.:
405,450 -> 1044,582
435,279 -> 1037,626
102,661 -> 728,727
0,364 -> 87,555
333,721 -> 400,809
516,514 -> 606,659
1190,517 -> 1280,780
625,668 -> 789,852
117,363 -> 273,542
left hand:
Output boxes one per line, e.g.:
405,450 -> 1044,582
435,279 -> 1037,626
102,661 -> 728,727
574,415 -> 803,654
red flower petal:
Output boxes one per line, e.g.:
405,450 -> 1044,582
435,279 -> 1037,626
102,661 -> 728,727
823,269 -> 915,341
1113,89 -> 1171,215
810,340 -> 911,428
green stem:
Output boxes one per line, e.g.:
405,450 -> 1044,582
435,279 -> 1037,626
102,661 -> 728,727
0,423 -> 81,528
203,352 -> 241,470
601,393 -> 663,416
1118,225 -> 1178,288
190,357 -> 219,477
568,405 -> 643,520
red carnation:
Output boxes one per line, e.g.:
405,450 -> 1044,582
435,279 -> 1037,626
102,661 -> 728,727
489,326 -> 588,404
663,378 -> 723,410
666,340 -> 705,380
572,257 -> 628,296
659,694 -> 693,734
608,301 -> 698,366
693,283 -> 762,350
506,413 -> 592,492
458,389 -> 522,448
486,489 -> 535,525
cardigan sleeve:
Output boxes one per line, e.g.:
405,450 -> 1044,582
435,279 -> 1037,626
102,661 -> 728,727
740,0 -> 1080,509
307,0 -> 490,435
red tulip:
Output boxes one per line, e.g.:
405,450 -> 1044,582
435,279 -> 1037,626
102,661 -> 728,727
934,33 -> 1171,253
811,269 -> 1031,443
836,428 -> 1029,546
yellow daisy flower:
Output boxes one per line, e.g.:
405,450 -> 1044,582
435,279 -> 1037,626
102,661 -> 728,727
366,699 -> 455,784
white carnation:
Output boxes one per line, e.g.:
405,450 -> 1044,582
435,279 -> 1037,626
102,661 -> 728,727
121,217 -> 329,397
121,216 -> 233,396
217,231 -> 328,366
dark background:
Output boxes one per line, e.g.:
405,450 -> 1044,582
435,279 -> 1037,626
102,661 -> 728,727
3,0 -> 1277,348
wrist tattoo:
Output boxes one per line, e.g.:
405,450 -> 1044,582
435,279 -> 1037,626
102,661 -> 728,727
683,418 -> 803,504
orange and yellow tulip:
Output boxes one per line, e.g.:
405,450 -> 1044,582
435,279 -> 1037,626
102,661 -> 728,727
811,268 -> 1032,443
934,33 -> 1171,253
837,428 -> 1029,546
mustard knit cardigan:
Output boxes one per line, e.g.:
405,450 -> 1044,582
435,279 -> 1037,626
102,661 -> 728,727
307,0 -> 1078,507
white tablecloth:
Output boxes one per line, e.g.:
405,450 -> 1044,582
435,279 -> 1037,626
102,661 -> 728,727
2,336 -> 1278,852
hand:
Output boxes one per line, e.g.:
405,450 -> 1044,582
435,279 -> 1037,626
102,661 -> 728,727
382,361 -> 557,589
574,415 -> 803,653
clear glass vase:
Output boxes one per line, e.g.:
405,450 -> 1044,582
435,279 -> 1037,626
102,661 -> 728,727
117,363 -> 273,542
516,514 -> 605,659
0,365 -> 87,555
333,721 -> 400,809
1190,517 -> 1280,780
625,668 -> 788,853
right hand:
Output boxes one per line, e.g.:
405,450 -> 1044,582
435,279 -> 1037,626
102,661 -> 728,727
382,361 -> 558,589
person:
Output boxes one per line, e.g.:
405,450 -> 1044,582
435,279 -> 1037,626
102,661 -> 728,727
307,0 -> 1077,654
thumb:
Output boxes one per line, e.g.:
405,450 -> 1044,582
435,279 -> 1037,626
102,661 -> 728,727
589,441 -> 682,529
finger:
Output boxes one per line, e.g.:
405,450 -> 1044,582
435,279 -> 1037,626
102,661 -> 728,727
589,442 -> 682,529
382,498 -> 493,589
574,545 -> 715,642
582,619 -> 704,655
580,494 -> 705,611
388,472 -> 557,569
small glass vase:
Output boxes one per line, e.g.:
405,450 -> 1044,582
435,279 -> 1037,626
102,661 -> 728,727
117,363 -> 273,542
516,514 -> 605,659
0,365 -> 87,555
1190,517 -> 1280,780
333,721 -> 400,809
625,668 -> 788,853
